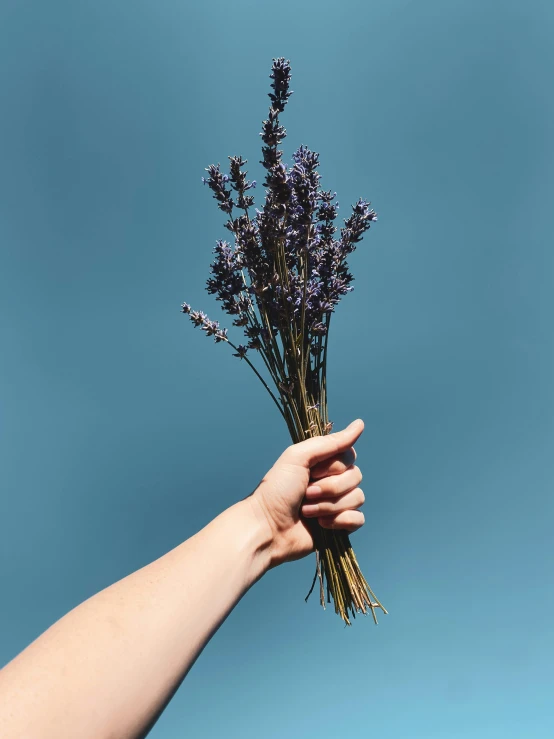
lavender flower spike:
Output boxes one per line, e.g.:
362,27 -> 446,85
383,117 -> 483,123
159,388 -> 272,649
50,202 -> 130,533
181,303 -> 229,343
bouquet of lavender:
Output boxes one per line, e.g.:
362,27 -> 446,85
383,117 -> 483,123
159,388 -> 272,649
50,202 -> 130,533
182,58 -> 386,625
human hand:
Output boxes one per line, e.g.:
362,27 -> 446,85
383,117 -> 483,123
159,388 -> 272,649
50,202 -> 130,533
247,420 -> 366,568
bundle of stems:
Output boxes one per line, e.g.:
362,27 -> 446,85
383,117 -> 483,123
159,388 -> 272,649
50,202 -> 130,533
182,58 -> 386,625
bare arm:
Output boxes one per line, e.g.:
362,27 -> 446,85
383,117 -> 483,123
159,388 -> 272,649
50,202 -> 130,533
0,421 -> 365,739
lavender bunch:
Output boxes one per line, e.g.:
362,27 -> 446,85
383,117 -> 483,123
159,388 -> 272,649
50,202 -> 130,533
182,59 -> 386,625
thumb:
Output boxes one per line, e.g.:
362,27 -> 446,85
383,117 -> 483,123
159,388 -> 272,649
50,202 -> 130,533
282,419 -> 365,468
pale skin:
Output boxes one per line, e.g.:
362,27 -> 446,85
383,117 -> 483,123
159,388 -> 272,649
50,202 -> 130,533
0,419 -> 366,739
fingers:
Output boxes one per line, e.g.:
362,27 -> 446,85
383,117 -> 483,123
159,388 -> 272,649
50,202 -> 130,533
305,465 -> 362,499
302,487 -> 365,518
318,510 -> 365,532
302,459 -> 365,532
282,419 -> 364,468
310,446 -> 357,480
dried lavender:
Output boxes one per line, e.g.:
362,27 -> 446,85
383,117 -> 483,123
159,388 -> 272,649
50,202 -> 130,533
182,58 -> 386,625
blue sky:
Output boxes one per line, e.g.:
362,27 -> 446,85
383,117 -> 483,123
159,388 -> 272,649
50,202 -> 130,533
1,1 -> 554,737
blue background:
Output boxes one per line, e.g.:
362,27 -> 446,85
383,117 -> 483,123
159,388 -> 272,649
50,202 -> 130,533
1,1 -> 553,737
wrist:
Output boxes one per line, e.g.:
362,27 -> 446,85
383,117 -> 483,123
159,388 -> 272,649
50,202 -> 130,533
228,498 -> 275,582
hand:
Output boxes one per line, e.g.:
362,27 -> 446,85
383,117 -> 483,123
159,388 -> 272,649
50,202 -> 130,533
247,420 -> 366,567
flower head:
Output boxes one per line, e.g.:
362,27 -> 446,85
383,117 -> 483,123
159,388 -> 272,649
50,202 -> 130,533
203,164 -> 234,214
182,306 -> 229,344
183,58 -> 377,407
233,344 -> 248,359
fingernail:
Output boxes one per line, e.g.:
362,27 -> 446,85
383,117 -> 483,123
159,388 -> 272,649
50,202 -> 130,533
302,504 -> 319,516
305,485 -> 322,497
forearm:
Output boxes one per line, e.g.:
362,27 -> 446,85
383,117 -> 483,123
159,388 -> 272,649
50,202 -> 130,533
0,498 -> 272,739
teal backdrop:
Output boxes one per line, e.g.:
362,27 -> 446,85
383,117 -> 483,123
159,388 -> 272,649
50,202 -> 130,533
1,1 -> 553,737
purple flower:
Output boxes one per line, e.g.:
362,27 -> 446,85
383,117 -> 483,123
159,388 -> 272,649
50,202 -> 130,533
311,322 -> 327,336
203,164 -> 234,214
233,344 -> 248,359
228,155 -> 257,211
260,58 -> 293,174
247,337 -> 262,351
268,57 -> 293,113
339,199 -> 378,254
183,57 -> 377,396
206,239 -> 244,317
182,306 -> 229,344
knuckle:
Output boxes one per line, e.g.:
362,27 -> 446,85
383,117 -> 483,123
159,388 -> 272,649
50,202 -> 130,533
354,465 -> 363,484
329,476 -> 340,495
345,510 -> 364,530
324,500 -> 338,514
357,488 -> 365,505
